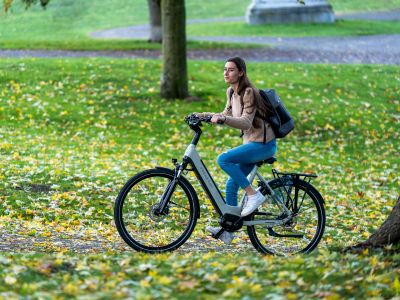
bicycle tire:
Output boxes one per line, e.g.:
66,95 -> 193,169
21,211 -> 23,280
114,168 -> 199,253
247,177 -> 325,255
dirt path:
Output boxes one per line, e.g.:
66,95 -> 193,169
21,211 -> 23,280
0,217 -> 255,254
0,231 -> 255,254
1,45 -> 399,65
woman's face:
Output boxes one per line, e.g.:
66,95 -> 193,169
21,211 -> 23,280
224,61 -> 243,84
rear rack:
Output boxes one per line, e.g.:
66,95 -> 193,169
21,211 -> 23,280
271,169 -> 318,211
272,169 -> 317,185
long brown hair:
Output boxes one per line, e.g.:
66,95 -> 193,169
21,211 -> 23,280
226,57 -> 272,122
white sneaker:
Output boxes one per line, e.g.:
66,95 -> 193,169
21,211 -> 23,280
241,191 -> 266,217
206,226 -> 234,244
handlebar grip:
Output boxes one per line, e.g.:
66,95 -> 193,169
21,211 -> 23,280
204,116 -> 212,123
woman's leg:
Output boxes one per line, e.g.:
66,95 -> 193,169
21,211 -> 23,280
225,163 -> 255,206
218,140 -> 277,206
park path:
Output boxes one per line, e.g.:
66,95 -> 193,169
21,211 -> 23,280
2,35 -> 400,65
0,225 -> 255,254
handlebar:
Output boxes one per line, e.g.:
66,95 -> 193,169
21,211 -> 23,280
184,114 -> 211,127
185,114 -> 225,127
185,113 -> 225,144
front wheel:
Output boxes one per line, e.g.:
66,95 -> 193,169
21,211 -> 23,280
114,168 -> 199,253
247,177 -> 326,255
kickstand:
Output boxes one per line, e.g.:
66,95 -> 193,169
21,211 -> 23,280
212,228 -> 225,239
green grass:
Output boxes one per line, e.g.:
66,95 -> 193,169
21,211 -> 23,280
0,58 -> 399,298
0,0 -> 254,50
0,39 -> 264,51
188,19 -> 400,37
1,0 -> 400,50
1,251 -> 399,298
331,0 -> 400,13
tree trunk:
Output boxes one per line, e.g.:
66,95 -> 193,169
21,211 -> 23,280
353,196 -> 400,249
147,0 -> 162,43
160,0 -> 189,99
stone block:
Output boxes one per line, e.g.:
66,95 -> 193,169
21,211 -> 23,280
246,0 -> 335,24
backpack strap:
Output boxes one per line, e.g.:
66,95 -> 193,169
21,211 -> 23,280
229,88 -> 245,138
229,88 -> 234,103
263,120 -> 266,144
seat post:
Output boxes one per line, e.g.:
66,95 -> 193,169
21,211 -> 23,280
247,164 -> 259,184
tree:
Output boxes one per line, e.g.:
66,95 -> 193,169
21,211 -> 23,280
351,196 -> 400,249
147,0 -> 162,43
160,0 -> 189,99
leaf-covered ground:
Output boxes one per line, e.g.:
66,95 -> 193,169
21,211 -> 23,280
0,58 -> 399,298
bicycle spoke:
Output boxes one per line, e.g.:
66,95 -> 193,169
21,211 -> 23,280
169,201 -> 190,211
294,205 -> 316,214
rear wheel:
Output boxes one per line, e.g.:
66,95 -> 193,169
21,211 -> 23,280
247,177 -> 325,255
114,168 -> 198,253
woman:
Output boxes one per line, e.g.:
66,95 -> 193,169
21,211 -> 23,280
196,57 -> 277,244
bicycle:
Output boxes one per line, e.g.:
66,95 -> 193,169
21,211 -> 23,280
114,114 -> 326,255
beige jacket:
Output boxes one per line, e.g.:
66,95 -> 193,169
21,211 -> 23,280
200,87 -> 275,144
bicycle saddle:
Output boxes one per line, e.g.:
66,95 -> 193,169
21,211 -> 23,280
256,156 -> 277,167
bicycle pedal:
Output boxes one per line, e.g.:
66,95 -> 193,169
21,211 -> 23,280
212,228 -> 225,239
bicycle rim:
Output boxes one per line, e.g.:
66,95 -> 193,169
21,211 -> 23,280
247,178 -> 325,255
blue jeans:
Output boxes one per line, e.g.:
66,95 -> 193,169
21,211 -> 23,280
217,140 -> 277,206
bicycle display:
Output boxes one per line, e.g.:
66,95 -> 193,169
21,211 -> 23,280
114,114 -> 326,255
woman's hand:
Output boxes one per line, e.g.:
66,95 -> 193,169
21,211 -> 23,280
211,114 -> 226,124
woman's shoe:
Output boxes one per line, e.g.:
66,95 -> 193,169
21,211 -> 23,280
241,191 -> 265,217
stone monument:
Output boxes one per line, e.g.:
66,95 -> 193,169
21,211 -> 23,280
246,0 -> 335,24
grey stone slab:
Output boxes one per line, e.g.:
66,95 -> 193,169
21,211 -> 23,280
246,0 -> 335,24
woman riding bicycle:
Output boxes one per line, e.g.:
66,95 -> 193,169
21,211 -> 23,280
114,56 -> 325,253
196,57 -> 277,243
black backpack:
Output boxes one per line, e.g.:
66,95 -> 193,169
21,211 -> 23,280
229,88 -> 294,141
259,89 -> 295,139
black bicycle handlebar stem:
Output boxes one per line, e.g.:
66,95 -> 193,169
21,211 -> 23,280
184,114 -> 211,146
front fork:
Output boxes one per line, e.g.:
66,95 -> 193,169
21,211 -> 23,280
154,158 -> 188,216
